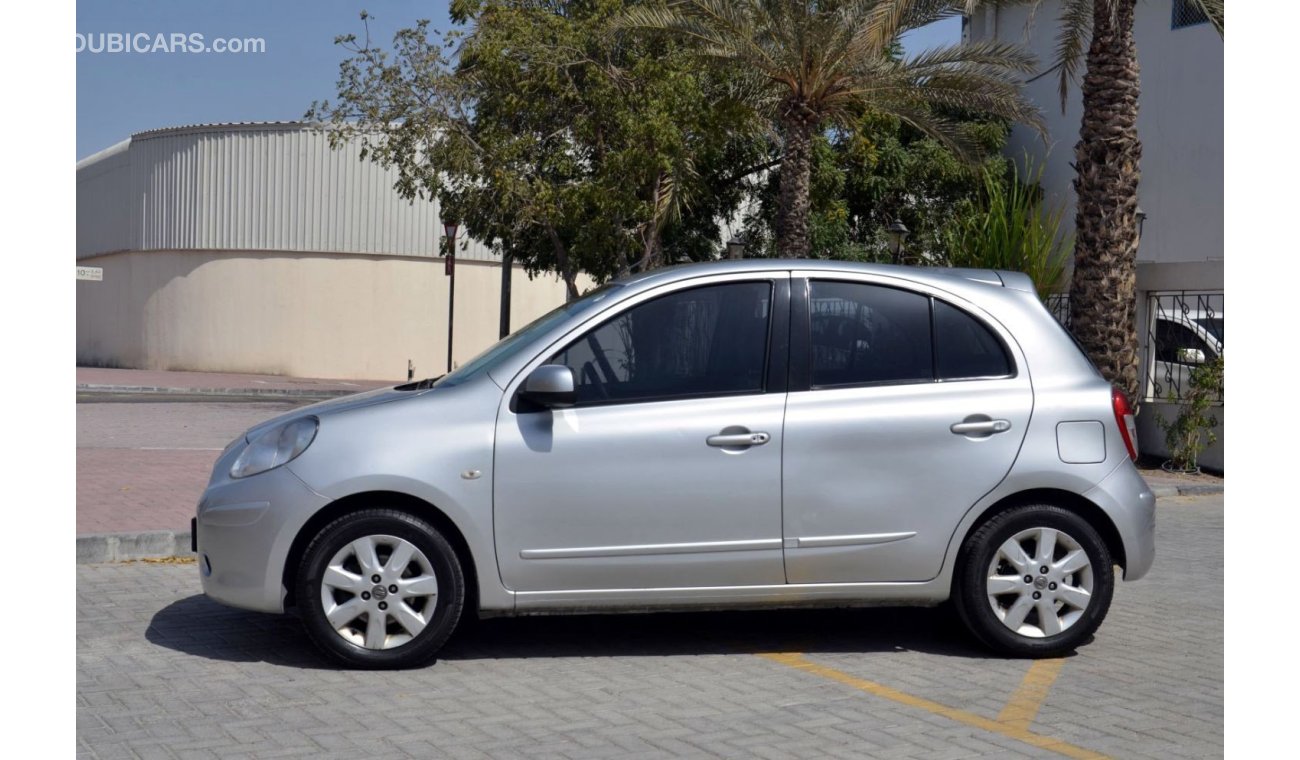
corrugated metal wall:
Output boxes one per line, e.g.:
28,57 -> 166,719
76,123 -> 498,262
76,142 -> 133,257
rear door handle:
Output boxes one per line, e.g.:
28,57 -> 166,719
707,431 -> 771,447
950,419 -> 1012,436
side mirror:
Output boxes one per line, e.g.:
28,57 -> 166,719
1176,347 -> 1206,365
519,365 -> 577,409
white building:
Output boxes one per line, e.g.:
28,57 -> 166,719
76,122 -> 577,381
967,1 -> 1224,470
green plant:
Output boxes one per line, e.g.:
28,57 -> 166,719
617,0 -> 1043,258
943,159 -> 1071,300
1155,354 -> 1224,473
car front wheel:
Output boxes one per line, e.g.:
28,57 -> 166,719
296,509 -> 465,669
955,505 -> 1114,657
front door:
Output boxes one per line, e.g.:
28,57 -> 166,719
781,276 -> 1033,583
494,276 -> 790,592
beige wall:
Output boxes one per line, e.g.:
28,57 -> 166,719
76,250 -> 588,381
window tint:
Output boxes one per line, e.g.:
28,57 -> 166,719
934,301 -> 1012,379
809,281 -> 932,387
549,282 -> 772,405
1155,319 -> 1214,364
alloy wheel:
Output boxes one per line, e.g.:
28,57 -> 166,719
319,534 -> 440,650
985,527 -> 1094,638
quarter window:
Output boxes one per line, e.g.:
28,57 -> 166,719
809,281 -> 933,387
549,282 -> 772,405
934,300 -> 1013,379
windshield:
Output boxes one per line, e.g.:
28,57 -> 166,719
434,284 -> 623,388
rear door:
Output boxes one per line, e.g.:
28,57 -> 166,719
781,274 -> 1033,583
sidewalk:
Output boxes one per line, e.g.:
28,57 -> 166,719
76,367 -> 1223,561
1138,464 -> 1225,498
77,366 -> 393,398
77,367 -> 396,561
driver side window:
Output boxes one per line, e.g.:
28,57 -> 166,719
548,282 -> 772,405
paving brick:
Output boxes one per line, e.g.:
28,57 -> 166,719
78,496 -> 1222,758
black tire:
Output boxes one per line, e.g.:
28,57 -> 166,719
954,504 -> 1114,658
296,509 -> 465,669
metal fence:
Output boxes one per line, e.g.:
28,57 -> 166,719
1144,291 -> 1223,403
1041,290 -> 1224,403
1045,293 -> 1070,329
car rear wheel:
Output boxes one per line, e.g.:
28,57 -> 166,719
296,509 -> 464,669
954,505 -> 1114,657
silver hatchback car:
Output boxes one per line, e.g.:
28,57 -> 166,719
196,261 -> 1155,668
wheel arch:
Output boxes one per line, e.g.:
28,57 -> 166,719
957,488 -> 1127,575
281,490 -> 480,613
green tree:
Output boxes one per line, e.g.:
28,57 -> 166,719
308,2 -> 769,298
617,0 -> 1044,258
1022,0 -> 1223,399
738,110 -> 1014,262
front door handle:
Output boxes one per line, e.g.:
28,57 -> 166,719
950,418 -> 1012,436
707,431 -> 771,447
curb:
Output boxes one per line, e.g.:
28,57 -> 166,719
76,483 -> 1222,564
1149,483 -> 1224,498
77,531 -> 195,564
77,384 -> 362,399
76,480 -> 1216,563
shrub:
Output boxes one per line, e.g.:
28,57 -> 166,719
944,158 -> 1071,300
1156,354 -> 1224,473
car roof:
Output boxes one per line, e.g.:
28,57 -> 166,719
610,259 -> 1036,294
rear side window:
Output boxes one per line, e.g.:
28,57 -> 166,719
804,279 -> 1017,389
809,281 -> 933,387
934,300 -> 1013,379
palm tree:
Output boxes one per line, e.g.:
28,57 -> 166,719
617,0 -> 1044,258
1034,0 -> 1222,399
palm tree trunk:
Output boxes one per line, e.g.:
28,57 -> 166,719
1068,0 -> 1143,400
776,101 -> 816,258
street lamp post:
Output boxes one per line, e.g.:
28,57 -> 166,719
1135,206 -> 1147,240
499,251 -> 513,340
726,236 -> 746,260
443,221 -> 458,373
886,218 -> 910,264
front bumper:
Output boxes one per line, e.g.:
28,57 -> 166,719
1083,461 -> 1157,581
196,461 -> 329,613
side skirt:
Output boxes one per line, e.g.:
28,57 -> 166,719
506,579 -> 950,616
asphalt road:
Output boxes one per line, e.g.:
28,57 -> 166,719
77,495 -> 1223,760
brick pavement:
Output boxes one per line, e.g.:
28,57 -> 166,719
77,400 -> 309,534
76,495 -> 1223,759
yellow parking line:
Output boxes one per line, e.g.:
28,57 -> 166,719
758,652 -> 1108,760
998,658 -> 1067,730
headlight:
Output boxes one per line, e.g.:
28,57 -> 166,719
230,417 -> 319,479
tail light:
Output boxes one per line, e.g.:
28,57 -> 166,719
1112,386 -> 1139,461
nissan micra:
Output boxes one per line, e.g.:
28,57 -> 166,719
196,261 -> 1155,668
